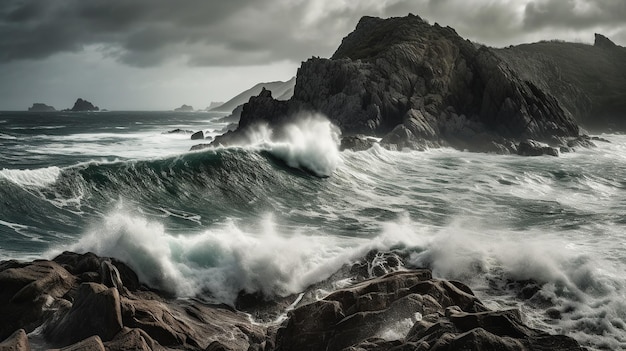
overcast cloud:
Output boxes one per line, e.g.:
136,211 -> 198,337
0,0 -> 624,110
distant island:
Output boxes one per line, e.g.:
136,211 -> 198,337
27,103 -> 56,112
174,104 -> 194,112
63,98 -> 99,112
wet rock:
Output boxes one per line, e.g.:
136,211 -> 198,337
163,129 -> 193,134
104,327 -> 164,351
45,283 -> 123,346
191,131 -> 204,140
0,260 -> 75,340
0,329 -> 30,351
56,335 -> 105,351
517,139 -> 559,157
340,135 -> 377,151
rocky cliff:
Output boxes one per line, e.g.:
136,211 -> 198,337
210,15 -> 585,153
495,34 -> 626,131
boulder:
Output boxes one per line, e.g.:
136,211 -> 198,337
0,260 -> 75,339
340,135 -> 377,151
517,139 -> 559,156
56,336 -> 105,351
44,283 -> 123,346
190,131 -> 204,140
104,327 -> 164,351
0,329 -> 30,351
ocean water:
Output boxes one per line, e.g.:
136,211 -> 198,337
1,111 -> 625,349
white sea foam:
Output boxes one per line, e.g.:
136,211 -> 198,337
53,208 -> 369,303
227,113 -> 342,177
0,166 -> 61,187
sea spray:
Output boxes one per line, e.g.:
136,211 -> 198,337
232,113 -> 341,177
0,166 -> 61,187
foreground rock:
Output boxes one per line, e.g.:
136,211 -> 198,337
208,14 -> 584,154
0,251 -> 586,351
27,103 -> 56,112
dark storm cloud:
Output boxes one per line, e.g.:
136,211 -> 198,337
524,0 -> 626,29
0,0 -> 360,67
1,0 -> 625,68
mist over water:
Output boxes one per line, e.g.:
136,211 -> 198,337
1,111 -> 626,349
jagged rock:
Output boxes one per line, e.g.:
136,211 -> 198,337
27,103 -> 55,112
174,105 -> 194,112
0,260 -> 75,340
104,327 -> 164,351
56,335 -> 105,351
163,129 -> 194,135
68,98 -> 99,112
44,283 -> 123,346
191,131 -> 204,140
190,143 -> 211,151
0,329 -> 30,351
496,34 -> 626,131
0,252 -> 587,351
214,15 -> 581,152
595,33 -> 618,49
340,135 -> 377,151
517,139 -> 559,157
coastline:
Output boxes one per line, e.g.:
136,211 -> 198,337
0,251 -> 587,351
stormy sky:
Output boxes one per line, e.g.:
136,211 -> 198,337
0,0 -> 624,111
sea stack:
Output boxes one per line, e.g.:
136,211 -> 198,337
69,98 -> 99,112
28,103 -> 56,112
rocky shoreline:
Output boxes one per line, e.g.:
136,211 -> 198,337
0,251 -> 586,350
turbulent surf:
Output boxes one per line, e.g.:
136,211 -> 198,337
1,111 -> 626,349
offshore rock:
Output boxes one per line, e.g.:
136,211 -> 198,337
68,98 -> 99,112
212,15 -> 581,152
174,104 -> 194,112
190,131 -> 204,140
27,103 -> 55,112
340,135 -> 377,151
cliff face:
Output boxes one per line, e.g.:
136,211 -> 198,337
212,15 -> 584,152
495,34 -> 626,131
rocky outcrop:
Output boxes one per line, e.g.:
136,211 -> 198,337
163,128 -> 194,135
174,104 -> 194,112
203,15 -> 583,154
190,131 -> 204,140
68,98 -> 99,112
495,34 -> 626,131
27,103 -> 55,112
0,251 -> 586,351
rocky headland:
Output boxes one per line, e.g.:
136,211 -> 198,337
27,103 -> 56,112
0,251 -> 586,350
65,98 -> 99,112
174,104 -> 194,112
203,14 -> 624,155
